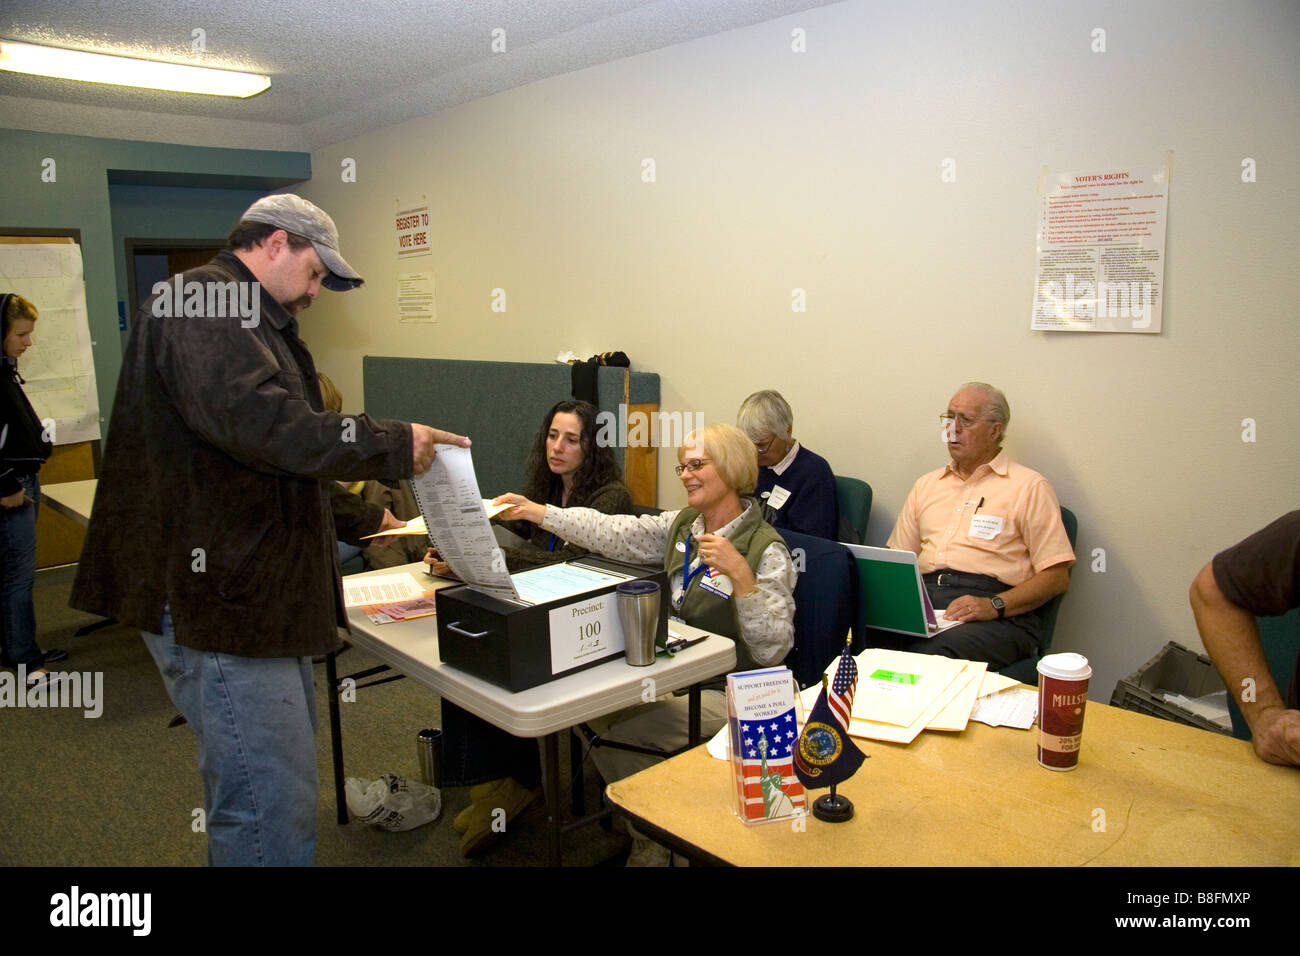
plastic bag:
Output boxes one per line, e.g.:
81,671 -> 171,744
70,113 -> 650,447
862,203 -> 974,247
345,773 -> 441,832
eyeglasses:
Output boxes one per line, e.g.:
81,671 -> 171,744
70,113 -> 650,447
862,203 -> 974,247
939,412 -> 992,430
752,437 -> 778,455
674,458 -> 713,476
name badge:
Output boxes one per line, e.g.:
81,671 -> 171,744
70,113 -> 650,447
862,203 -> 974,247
698,570 -> 733,599
766,485 -> 792,511
969,514 -> 1004,540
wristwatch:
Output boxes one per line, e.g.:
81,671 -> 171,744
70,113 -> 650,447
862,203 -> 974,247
990,596 -> 1006,620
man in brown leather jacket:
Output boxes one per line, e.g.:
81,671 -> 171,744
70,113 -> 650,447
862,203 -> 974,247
72,194 -> 467,865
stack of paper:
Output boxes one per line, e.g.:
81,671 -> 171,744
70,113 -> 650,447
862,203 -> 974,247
805,649 -> 1037,743
810,649 -> 982,744
705,650 -> 1039,760
361,594 -> 439,625
970,673 -> 1038,728
343,572 -> 428,608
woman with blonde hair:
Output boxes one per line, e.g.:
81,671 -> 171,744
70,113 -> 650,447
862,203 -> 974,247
0,293 -> 63,686
496,422 -> 796,863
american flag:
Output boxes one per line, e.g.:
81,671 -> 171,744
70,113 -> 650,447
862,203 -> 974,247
731,706 -> 805,821
827,642 -> 858,732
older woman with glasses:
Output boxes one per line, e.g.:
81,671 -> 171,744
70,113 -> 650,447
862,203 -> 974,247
496,423 -> 796,863
737,389 -> 838,540
498,422 -> 795,671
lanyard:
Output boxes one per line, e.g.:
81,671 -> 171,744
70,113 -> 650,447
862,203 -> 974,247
681,535 -> 711,593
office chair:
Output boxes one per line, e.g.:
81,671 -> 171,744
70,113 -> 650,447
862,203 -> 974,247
779,528 -> 863,688
834,475 -> 872,545
999,506 -> 1078,685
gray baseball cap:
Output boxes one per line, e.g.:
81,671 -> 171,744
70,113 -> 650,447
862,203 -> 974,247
240,194 -> 363,291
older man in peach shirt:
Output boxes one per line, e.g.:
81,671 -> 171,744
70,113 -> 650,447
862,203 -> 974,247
883,383 -> 1075,669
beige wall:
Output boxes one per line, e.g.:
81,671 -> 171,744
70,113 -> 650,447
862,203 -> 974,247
299,0 -> 1300,699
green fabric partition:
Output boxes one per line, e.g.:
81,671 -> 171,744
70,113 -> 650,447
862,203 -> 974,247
361,357 -> 659,500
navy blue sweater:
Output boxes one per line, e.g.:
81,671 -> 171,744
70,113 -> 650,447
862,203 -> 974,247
755,444 -> 837,540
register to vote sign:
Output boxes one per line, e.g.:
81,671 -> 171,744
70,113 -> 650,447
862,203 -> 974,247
395,204 -> 431,257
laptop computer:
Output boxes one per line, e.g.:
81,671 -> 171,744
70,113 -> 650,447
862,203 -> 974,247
846,544 -> 960,638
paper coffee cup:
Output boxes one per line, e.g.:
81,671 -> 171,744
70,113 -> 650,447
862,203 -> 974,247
1036,652 -> 1092,771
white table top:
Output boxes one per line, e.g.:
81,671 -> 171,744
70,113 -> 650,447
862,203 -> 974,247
40,478 -> 98,527
343,562 -> 736,738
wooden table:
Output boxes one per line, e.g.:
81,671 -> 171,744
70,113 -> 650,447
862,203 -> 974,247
607,699 -> 1300,866
41,479 -> 113,635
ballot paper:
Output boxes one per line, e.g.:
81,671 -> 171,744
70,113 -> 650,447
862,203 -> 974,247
410,444 -> 519,603
511,561 -> 631,605
343,572 -> 427,608
970,688 -> 1039,729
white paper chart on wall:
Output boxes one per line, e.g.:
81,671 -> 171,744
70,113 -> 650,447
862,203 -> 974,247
0,238 -> 101,444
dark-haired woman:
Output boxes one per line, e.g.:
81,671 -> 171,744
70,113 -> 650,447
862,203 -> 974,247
436,399 -> 633,856
0,293 -> 62,686
506,398 -> 633,567
426,399 -> 631,575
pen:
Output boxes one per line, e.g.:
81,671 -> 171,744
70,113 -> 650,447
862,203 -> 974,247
973,497 -> 984,514
665,635 -> 709,654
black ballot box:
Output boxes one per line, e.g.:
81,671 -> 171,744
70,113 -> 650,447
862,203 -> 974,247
435,557 -> 670,692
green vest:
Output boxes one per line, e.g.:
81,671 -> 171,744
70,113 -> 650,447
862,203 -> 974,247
664,502 -> 784,674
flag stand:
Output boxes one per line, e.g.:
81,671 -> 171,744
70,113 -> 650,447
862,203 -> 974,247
812,785 -> 854,823
795,637 -> 866,822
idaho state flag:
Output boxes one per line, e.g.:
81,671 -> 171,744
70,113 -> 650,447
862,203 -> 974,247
793,642 -> 866,789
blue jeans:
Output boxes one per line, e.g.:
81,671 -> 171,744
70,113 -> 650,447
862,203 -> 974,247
0,473 -> 42,668
143,608 -> 319,866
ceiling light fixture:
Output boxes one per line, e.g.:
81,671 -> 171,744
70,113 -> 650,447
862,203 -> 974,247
0,39 -> 270,98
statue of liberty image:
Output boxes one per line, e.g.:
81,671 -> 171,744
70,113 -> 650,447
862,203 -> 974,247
757,729 -> 794,819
